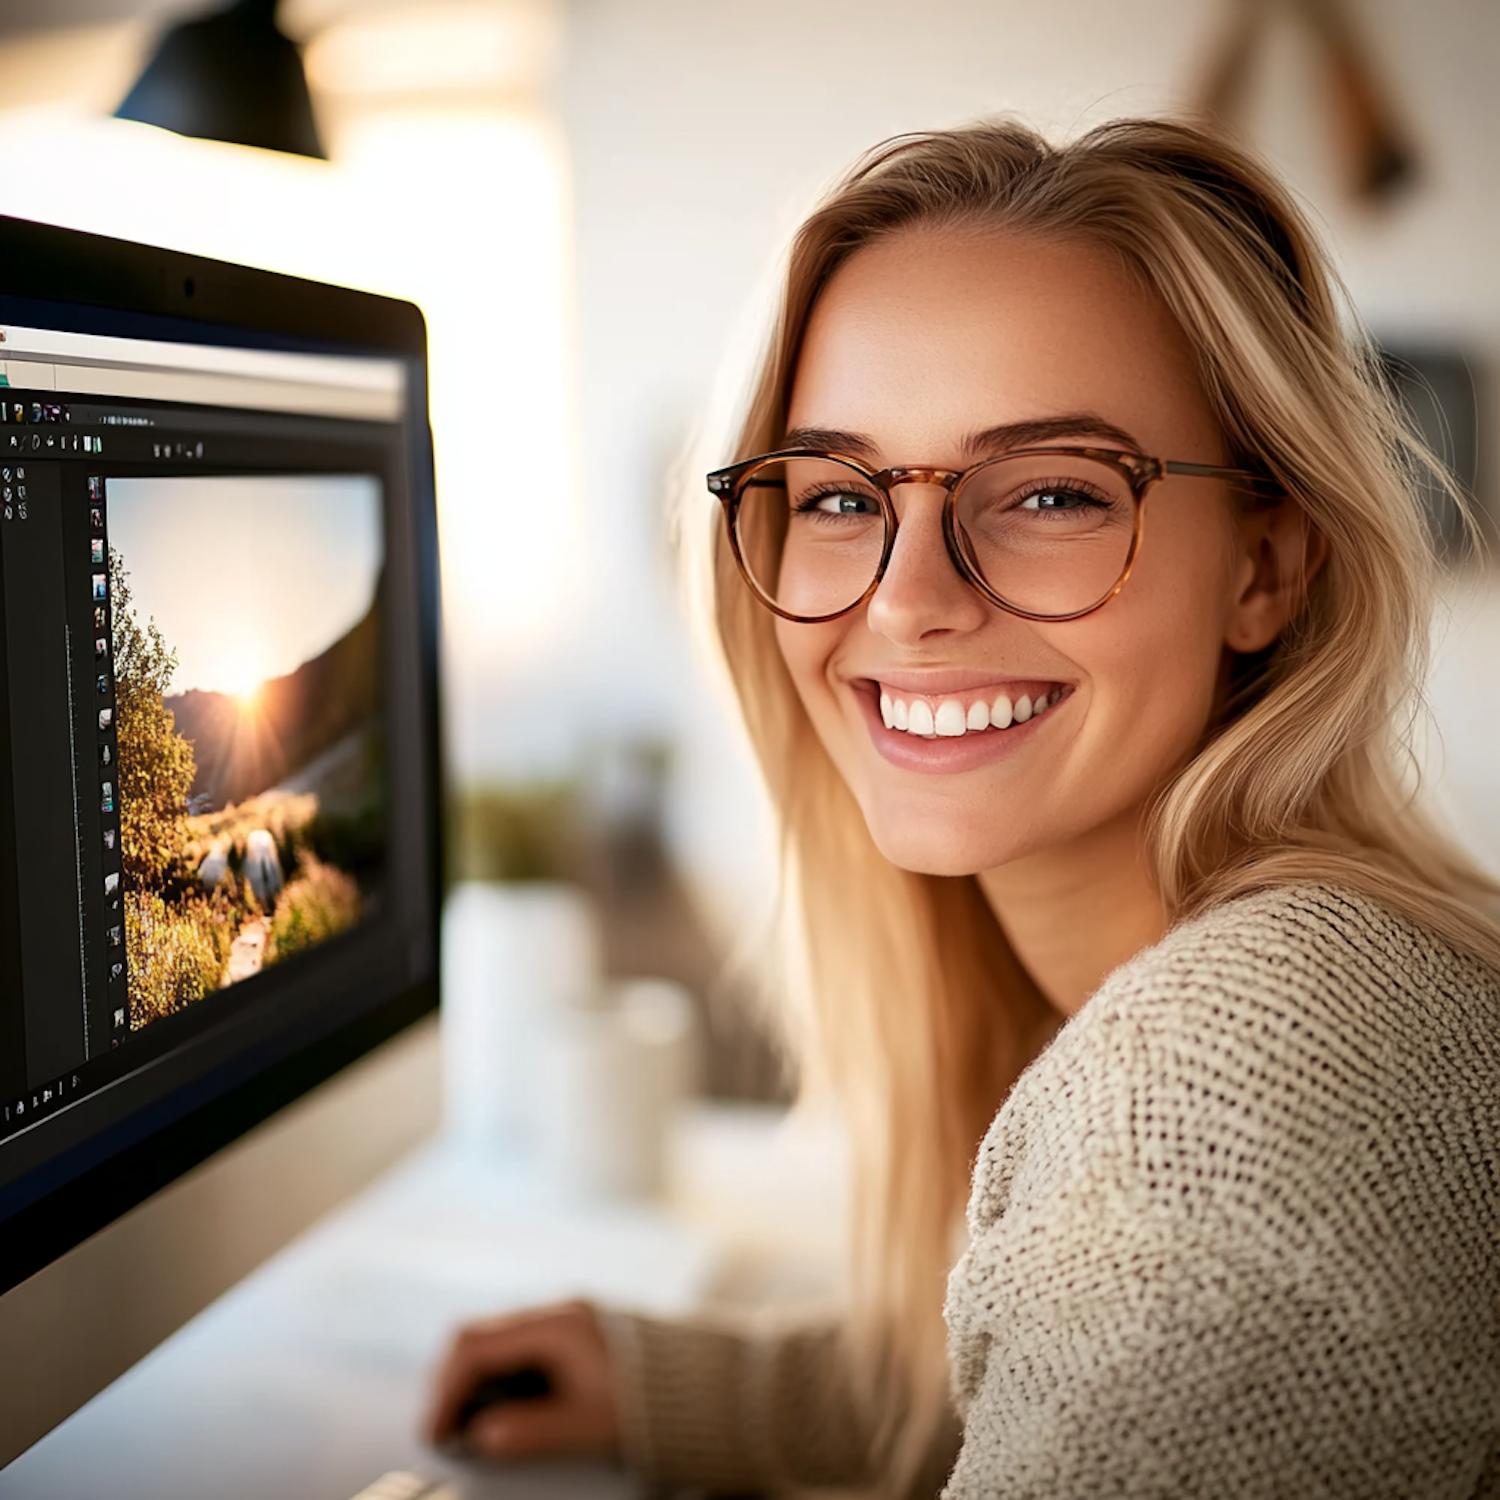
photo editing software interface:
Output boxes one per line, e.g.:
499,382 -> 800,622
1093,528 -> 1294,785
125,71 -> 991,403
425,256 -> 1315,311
0,313 -> 414,1159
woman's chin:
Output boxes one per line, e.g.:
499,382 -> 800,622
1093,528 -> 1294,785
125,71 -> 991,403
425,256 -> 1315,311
864,815 -> 1019,879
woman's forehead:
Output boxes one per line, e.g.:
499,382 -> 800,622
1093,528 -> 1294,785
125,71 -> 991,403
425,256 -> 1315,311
789,228 -> 1215,460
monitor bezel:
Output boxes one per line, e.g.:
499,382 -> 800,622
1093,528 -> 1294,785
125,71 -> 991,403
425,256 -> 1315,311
0,213 -> 444,1296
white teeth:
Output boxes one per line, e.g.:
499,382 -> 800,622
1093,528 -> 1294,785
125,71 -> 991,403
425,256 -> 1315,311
880,687 -> 1062,737
934,701 -> 967,737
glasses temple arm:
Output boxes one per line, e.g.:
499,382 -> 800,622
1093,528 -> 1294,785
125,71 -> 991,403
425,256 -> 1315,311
1162,459 -> 1285,505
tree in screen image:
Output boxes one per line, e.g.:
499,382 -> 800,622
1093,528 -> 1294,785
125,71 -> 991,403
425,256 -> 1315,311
111,553 -> 195,889
111,549 -> 236,1022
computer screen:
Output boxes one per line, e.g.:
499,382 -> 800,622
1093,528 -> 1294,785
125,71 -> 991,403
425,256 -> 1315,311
0,216 -> 441,1296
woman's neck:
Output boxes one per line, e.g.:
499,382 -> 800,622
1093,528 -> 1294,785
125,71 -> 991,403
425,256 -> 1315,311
977,808 -> 1166,1017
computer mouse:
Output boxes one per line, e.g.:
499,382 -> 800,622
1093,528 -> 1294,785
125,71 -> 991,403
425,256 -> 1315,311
455,1364 -> 554,1430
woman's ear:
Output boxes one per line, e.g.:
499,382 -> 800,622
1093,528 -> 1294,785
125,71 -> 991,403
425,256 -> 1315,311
1224,498 -> 1328,653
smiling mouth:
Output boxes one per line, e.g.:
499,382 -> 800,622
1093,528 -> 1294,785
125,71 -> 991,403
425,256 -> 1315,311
877,683 -> 1068,738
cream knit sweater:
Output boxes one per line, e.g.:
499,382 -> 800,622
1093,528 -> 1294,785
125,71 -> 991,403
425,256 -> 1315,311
607,885 -> 1500,1497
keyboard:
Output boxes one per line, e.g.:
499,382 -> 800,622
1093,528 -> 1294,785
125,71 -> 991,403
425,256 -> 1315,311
347,1474 -> 461,1500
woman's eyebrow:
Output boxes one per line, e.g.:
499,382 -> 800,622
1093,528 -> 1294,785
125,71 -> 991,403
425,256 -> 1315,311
781,415 -> 1143,464
964,415 -> 1142,455
781,426 -> 882,461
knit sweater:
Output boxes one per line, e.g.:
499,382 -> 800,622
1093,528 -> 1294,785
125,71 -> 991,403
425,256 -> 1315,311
606,885 -> 1500,1497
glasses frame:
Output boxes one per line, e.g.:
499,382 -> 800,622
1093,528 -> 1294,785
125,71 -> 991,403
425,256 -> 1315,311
708,445 -> 1283,625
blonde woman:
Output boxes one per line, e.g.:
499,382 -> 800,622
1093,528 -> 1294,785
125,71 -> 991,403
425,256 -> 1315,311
427,118 -> 1500,1497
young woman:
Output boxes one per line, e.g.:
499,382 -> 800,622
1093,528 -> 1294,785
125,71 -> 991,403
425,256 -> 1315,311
427,118 -> 1500,1496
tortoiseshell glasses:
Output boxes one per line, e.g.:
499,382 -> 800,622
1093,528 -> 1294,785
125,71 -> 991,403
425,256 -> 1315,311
707,446 -> 1282,624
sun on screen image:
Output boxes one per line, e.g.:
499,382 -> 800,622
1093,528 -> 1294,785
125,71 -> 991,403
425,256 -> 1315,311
218,650 -> 269,705
108,474 -> 387,1029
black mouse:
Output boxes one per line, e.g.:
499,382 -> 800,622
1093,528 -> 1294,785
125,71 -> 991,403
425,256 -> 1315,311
455,1365 -> 553,1431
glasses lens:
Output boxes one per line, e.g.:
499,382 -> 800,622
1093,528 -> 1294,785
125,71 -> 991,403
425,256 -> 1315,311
954,454 -> 1138,617
732,456 -> 887,618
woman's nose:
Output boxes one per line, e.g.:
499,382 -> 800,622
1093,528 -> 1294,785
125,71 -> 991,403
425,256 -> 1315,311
864,488 -> 991,645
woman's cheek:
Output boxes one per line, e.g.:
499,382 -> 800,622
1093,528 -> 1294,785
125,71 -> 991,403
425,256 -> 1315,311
775,617 -> 842,726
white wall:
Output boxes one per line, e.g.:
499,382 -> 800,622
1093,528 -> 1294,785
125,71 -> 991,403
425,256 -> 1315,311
546,0 -> 1500,916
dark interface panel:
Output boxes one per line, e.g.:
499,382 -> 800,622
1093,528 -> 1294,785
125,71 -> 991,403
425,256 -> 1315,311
0,328 -> 408,1151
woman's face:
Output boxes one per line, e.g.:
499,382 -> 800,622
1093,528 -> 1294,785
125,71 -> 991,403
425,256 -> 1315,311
776,228 -> 1256,876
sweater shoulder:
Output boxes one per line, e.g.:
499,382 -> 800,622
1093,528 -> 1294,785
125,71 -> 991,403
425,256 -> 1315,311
969,884 -> 1500,1237
1054,882 -> 1500,1089
1087,882 -> 1500,1043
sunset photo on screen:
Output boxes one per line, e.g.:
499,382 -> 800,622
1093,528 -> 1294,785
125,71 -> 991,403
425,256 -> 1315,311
107,474 -> 385,1029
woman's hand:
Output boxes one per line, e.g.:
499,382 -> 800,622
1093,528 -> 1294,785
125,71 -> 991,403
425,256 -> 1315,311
423,1299 -> 621,1460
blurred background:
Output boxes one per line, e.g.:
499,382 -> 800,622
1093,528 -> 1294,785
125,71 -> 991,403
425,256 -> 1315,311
0,0 -> 1496,1465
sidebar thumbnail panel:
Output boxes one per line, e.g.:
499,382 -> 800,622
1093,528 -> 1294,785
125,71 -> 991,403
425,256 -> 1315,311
0,459 -> 100,1096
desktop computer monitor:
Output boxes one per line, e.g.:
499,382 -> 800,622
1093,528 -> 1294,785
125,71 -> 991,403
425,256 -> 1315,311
0,214 -> 442,1300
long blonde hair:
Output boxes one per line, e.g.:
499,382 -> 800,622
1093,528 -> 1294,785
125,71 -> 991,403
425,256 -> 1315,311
688,116 -> 1500,1482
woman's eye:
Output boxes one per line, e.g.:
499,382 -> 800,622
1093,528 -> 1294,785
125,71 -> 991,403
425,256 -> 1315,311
796,489 -> 881,516
1018,486 -> 1105,512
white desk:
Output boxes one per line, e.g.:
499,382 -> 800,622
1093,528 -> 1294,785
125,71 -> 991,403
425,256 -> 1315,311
0,1145 -> 727,1500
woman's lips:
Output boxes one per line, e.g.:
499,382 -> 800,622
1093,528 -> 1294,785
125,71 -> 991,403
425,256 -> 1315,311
854,679 -> 1071,773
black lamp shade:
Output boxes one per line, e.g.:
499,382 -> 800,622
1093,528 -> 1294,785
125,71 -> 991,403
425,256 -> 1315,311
115,0 -> 326,160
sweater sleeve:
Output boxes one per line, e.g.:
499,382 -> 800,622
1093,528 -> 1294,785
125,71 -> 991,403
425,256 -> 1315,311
942,887 -> 1500,1499
599,1308 -> 961,1496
